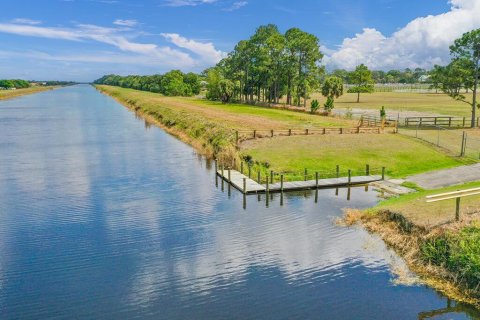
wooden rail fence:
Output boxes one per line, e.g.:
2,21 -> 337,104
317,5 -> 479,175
426,187 -> 480,221
235,126 -> 383,143
404,116 -> 479,128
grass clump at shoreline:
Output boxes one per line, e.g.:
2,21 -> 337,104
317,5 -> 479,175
0,86 -> 57,100
344,181 -> 480,306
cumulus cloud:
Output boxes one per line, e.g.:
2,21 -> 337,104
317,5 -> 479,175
327,0 -> 480,70
162,33 -> 227,65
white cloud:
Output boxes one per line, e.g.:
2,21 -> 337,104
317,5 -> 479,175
162,33 -> 227,65
10,18 -> 42,25
223,1 -> 247,11
327,0 -> 480,70
0,23 -> 200,68
162,0 -> 218,7
113,19 -> 138,27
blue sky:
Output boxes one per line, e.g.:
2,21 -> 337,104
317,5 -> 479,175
0,0 -> 478,81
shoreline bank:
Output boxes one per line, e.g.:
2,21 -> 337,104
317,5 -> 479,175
0,86 -> 59,101
343,208 -> 480,308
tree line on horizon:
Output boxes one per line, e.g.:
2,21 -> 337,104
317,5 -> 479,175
93,70 -> 201,97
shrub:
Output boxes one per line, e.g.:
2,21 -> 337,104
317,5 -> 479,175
324,96 -> 334,113
310,99 -> 320,113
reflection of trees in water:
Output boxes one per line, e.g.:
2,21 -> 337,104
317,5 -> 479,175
418,299 -> 480,319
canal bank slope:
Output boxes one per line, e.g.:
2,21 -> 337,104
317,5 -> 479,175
0,86 -> 58,100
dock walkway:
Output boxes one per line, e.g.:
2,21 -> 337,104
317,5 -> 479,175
217,170 -> 382,194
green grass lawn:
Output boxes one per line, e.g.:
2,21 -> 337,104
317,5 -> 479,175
375,181 -> 480,228
242,133 -> 471,180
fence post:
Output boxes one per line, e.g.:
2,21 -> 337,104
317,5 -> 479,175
236,131 -> 239,145
460,131 -> 466,156
437,127 -> 440,146
456,197 -> 461,221
253,130 -> 256,139
463,117 -> 466,127
366,164 -> 370,176
306,129 -> 309,135
382,167 -> 386,180
449,117 -> 452,127
271,129 -> 274,137
289,129 -> 292,136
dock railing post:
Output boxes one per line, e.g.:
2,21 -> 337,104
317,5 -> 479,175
243,178 -> 247,194
270,170 -> 274,184
348,170 -> 351,185
241,162 -> 244,174
336,165 -> 340,178
315,172 -> 319,188
221,165 -> 224,178
366,164 -> 370,176
257,171 -> 261,184
266,176 -> 269,193
304,168 -> 308,181
228,168 -> 231,181
248,165 -> 251,178
280,175 -> 284,192
215,159 -> 218,174
382,167 -> 386,180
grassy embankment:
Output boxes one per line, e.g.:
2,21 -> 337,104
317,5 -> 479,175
308,91 -> 474,117
0,86 -> 57,100
96,85 -> 470,180
345,182 -> 480,306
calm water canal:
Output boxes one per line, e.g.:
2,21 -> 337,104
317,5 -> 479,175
0,85 -> 478,319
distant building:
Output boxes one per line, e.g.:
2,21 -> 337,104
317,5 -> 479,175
419,75 -> 430,82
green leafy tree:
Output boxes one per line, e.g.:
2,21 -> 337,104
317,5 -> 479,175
321,76 -> 344,100
219,79 -> 235,103
347,64 -> 374,103
446,29 -> 480,127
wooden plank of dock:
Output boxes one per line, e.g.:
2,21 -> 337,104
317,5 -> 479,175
217,169 -> 382,194
217,170 -> 266,193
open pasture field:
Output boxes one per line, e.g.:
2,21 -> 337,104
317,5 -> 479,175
0,86 -> 56,100
309,91 -> 474,117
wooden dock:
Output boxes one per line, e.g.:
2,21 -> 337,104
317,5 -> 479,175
217,169 -> 382,194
